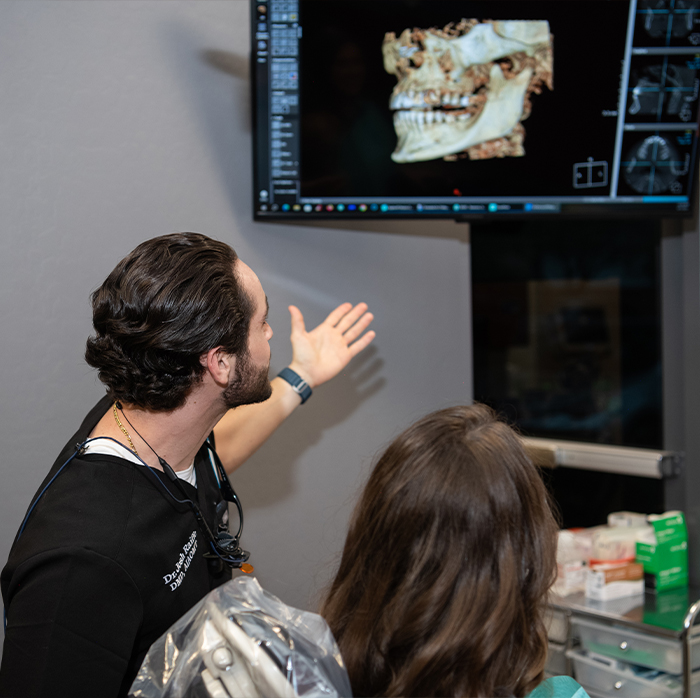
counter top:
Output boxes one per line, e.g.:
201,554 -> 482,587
549,587 -> 700,639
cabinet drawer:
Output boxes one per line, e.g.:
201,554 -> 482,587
573,617 -> 693,675
546,608 -> 569,644
546,642 -> 568,676
567,650 -> 683,697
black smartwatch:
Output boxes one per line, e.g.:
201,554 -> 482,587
277,367 -> 313,404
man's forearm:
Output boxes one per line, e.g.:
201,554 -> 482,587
212,301 -> 375,473
212,375 -> 305,473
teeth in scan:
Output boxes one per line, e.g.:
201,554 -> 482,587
390,90 -> 475,110
394,108 -> 474,132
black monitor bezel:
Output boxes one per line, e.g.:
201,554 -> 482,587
250,0 -> 700,222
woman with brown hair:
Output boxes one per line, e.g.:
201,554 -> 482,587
320,404 -> 587,698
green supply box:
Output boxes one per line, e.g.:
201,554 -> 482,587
635,511 -> 688,592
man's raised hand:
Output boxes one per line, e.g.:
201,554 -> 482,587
287,302 -> 375,388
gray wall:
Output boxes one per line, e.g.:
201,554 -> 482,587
0,0 -> 473,640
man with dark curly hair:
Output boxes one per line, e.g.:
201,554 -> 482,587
0,232 -> 375,698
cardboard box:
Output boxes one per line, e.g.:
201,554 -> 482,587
608,511 -> 649,528
554,528 -> 594,595
635,511 -> 688,592
590,524 -> 651,564
586,561 -> 644,601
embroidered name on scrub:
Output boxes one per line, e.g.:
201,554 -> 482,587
163,531 -> 197,591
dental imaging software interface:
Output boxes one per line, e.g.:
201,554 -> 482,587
252,0 -> 700,217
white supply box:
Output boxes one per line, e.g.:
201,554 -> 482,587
585,562 -> 644,601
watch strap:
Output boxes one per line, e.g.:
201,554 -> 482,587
277,367 -> 312,404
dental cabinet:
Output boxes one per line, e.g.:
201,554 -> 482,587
546,589 -> 700,698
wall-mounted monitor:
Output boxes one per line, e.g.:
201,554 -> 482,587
252,0 -> 700,220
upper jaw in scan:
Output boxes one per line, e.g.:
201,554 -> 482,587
382,19 -> 553,163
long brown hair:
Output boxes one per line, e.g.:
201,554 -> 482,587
320,404 -> 558,697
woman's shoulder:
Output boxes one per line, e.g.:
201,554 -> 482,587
526,675 -> 590,698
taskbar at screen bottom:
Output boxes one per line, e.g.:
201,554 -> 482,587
254,197 -> 691,219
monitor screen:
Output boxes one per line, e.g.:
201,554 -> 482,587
251,0 -> 700,219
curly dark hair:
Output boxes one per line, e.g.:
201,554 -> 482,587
320,404 -> 559,698
85,232 -> 253,411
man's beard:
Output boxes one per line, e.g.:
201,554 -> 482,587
222,348 -> 272,409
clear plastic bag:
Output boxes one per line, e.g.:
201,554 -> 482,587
129,576 -> 352,698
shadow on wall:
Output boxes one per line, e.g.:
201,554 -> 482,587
159,21 -> 253,217
203,49 -> 249,88
233,346 -> 385,509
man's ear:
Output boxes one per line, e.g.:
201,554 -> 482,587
200,347 -> 234,386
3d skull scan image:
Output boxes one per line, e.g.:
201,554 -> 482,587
382,19 -> 553,163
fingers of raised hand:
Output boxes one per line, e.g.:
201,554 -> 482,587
323,302 -> 354,328
333,302 -> 370,334
288,305 -> 306,334
347,329 -> 376,357
342,311 -> 374,344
